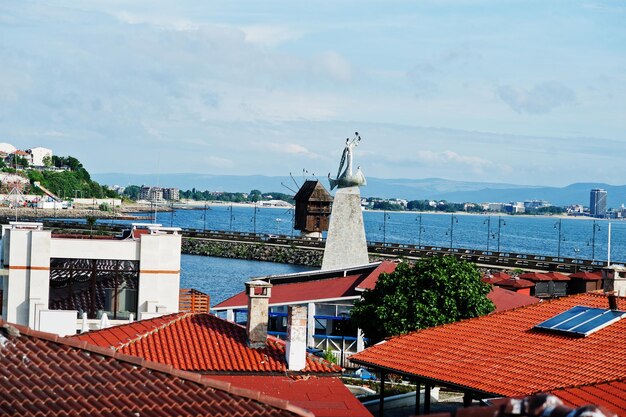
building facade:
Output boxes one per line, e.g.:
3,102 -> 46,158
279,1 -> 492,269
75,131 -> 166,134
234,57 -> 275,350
590,188 -> 607,218
0,222 -> 182,335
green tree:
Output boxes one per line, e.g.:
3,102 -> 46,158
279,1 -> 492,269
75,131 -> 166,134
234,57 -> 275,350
42,155 -> 52,167
350,256 -> 494,344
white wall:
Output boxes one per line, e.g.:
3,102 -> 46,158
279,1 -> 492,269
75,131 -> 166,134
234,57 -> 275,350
3,224 -> 182,330
137,233 -> 181,314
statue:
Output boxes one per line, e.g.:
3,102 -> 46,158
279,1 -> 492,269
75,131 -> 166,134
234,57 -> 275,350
328,132 -> 367,190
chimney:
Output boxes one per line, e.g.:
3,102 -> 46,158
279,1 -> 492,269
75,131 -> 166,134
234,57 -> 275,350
245,280 -> 272,348
285,305 -> 308,371
602,265 -> 626,296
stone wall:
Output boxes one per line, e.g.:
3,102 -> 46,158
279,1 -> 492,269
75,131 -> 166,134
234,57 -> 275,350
181,238 -> 324,267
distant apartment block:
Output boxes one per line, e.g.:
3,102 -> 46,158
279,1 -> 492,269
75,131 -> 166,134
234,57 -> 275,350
163,187 -> 179,201
590,188 -> 607,218
140,186 -> 179,202
504,201 -> 525,214
524,200 -> 550,211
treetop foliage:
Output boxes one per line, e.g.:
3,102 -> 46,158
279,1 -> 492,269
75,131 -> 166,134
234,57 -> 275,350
350,256 -> 494,345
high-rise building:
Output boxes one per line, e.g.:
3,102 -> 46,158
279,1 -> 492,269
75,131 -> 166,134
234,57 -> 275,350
590,188 -> 607,218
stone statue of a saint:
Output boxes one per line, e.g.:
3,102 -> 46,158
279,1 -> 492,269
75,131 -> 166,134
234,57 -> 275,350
328,132 -> 366,190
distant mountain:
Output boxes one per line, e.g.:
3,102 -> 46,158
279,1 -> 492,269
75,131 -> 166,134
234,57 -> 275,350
92,173 -> 625,207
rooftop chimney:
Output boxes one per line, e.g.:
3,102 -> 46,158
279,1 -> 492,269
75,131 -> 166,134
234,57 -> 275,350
245,280 -> 272,348
285,305 -> 308,371
602,265 -> 626,296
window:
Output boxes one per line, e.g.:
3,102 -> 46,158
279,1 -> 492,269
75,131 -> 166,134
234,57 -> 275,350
49,258 -> 139,320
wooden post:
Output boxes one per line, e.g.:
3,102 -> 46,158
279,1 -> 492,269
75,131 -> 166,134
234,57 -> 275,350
379,370 -> 386,417
414,380 -> 422,416
424,382 -> 432,415
463,392 -> 473,407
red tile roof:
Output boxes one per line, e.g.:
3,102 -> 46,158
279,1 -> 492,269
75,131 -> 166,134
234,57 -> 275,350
350,293 -> 626,398
487,286 -> 540,313
482,271 -> 511,284
570,271 -> 603,281
355,261 -> 398,291
209,376 -> 372,417
518,272 -> 551,281
0,321 -> 313,417
215,275 -> 366,309
549,379 -> 626,416
494,277 -> 535,289
73,312 -> 340,374
543,272 -> 570,281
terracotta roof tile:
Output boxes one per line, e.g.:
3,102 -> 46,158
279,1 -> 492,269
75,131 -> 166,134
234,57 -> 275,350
0,321 -> 313,417
349,293 -> 626,398
73,312 -> 340,374
549,379 -> 626,416
208,376 -> 372,417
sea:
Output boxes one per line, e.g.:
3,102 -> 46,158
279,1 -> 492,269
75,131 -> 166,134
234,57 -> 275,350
57,205 -> 626,305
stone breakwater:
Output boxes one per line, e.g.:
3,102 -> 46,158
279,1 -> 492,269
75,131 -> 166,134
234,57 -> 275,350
182,238 -> 324,267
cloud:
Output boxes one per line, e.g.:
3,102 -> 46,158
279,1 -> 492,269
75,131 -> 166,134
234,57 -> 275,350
313,52 -> 352,83
417,150 -> 490,171
204,156 -> 233,169
497,81 -> 576,114
265,143 -> 324,159
241,25 -> 303,46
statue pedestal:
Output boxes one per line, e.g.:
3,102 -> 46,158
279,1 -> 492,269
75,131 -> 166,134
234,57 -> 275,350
321,186 -> 369,270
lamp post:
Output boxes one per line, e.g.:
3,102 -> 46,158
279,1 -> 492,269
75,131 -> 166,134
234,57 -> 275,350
203,202 -> 208,233
229,204 -> 234,232
416,214 -> 425,246
252,202 -> 260,235
448,214 -> 458,249
170,202 -> 174,227
554,219 -> 564,258
589,220 -> 601,261
497,216 -> 506,252
381,211 -> 391,245
483,217 -> 491,251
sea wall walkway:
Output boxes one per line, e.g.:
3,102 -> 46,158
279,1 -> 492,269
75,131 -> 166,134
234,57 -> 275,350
18,219 -> 609,272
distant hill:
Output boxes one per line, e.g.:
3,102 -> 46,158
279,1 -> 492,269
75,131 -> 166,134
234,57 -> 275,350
92,173 -> 626,207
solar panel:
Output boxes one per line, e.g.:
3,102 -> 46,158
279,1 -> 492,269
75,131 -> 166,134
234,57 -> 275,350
535,305 -> 626,337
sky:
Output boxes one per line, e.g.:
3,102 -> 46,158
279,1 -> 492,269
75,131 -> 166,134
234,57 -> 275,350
1,0 -> 625,187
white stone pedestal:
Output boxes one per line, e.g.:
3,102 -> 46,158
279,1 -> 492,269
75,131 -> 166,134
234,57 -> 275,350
321,186 -> 369,270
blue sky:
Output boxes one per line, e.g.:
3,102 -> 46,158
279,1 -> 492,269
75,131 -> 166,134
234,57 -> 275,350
1,0 -> 625,186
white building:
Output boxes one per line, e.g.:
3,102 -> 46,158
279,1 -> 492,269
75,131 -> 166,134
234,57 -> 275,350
0,222 -> 182,335
27,147 -> 53,166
